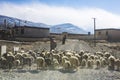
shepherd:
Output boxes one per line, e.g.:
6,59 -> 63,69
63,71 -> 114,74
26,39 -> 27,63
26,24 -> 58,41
62,35 -> 66,45
50,37 -> 57,51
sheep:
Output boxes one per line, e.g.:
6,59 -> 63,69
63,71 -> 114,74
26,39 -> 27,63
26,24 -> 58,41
75,54 -> 82,65
6,54 -> 15,69
89,55 -> 95,60
62,59 -> 71,70
65,52 -> 73,58
61,56 -> 69,66
39,51 -> 46,58
14,59 -> 20,69
0,57 -> 7,69
87,60 -> 93,68
45,52 -> 51,59
52,58 -> 59,69
7,52 -> 14,56
95,59 -> 101,69
96,51 -> 104,57
23,56 -> 34,69
81,59 -> 87,68
69,56 -> 79,69
36,57 -> 45,70
104,52 -> 111,58
101,58 -> 107,67
27,50 -> 37,59
115,58 -> 120,71
15,53 -> 24,68
94,55 -> 99,60
52,53 -> 60,63
44,58 -> 52,68
79,50 -> 84,56
83,53 -> 89,60
108,55 -> 116,70
22,52 -> 29,58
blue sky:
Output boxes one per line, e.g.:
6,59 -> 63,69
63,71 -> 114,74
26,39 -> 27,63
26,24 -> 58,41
0,0 -> 120,14
0,0 -> 120,32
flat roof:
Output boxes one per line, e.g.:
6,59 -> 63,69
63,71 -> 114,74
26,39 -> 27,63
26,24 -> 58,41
96,28 -> 120,31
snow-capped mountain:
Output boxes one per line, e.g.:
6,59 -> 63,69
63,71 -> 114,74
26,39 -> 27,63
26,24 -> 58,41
50,23 -> 87,34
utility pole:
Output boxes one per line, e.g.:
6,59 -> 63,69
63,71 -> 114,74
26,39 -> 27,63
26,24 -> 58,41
93,18 -> 96,47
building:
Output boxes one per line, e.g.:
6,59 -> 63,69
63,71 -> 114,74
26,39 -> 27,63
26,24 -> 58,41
95,28 -> 120,41
13,26 -> 49,38
0,25 -> 50,41
0,15 -> 50,41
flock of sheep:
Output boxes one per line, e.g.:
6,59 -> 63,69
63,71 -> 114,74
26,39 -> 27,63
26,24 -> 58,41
0,49 -> 120,72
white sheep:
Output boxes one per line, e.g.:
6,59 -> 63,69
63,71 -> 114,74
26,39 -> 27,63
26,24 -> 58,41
36,57 -> 45,70
69,56 -> 79,69
52,58 -> 59,69
108,55 -> 116,70
52,53 -> 60,63
61,56 -> 69,66
62,59 -> 71,70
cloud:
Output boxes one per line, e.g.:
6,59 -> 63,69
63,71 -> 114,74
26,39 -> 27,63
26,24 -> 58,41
0,2 -> 120,32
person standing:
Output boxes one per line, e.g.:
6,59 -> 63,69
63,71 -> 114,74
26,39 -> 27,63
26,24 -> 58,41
62,35 -> 66,45
50,37 -> 57,51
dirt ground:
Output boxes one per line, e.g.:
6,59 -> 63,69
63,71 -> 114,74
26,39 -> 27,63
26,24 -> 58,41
0,39 -> 120,80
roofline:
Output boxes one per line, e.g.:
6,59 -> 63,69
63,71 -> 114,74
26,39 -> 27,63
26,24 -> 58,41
15,26 -> 49,30
96,28 -> 120,31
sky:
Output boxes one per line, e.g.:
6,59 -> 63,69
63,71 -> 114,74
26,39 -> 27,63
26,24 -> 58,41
0,0 -> 120,32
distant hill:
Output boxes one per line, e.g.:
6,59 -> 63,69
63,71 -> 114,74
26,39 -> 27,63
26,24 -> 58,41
50,23 -> 87,34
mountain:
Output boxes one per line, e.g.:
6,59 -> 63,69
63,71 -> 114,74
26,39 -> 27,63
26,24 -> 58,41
50,23 -> 87,34
0,15 -> 49,28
